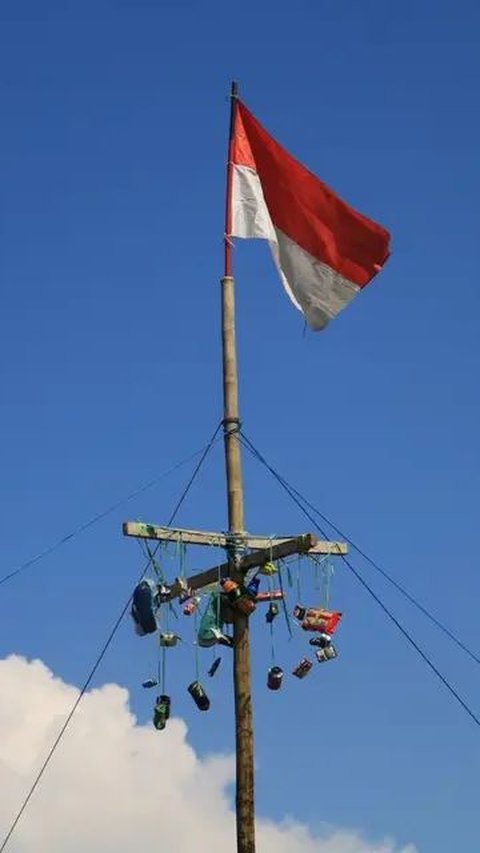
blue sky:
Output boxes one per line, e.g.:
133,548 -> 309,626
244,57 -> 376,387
1,0 -> 480,850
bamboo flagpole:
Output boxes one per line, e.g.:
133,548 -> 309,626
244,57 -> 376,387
222,80 -> 256,853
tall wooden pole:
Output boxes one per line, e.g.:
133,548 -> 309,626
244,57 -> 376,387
222,81 -> 256,853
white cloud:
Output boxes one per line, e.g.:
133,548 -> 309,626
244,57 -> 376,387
0,656 -> 416,853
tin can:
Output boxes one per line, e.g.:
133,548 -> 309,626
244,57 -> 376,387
265,603 -> 279,624
324,644 -> 338,660
256,590 -> 284,602
183,596 -> 200,616
188,680 -> 210,711
159,632 -> 178,647
267,665 -> 284,690
309,633 -> 332,649
292,657 -> 313,679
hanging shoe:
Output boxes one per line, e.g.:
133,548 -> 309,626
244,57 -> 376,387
208,657 -> 222,677
142,678 -> 158,689
131,580 -> 158,635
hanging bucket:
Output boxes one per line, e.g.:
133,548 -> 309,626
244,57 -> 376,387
292,657 -> 313,679
267,666 -> 283,691
188,680 -> 210,711
153,694 -> 171,730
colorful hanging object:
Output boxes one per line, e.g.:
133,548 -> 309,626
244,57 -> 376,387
153,694 -> 171,730
256,590 -> 283,603
267,665 -> 284,691
292,657 -> 313,679
131,579 -> 158,636
220,578 -> 256,616
188,680 -> 211,711
293,605 -> 342,635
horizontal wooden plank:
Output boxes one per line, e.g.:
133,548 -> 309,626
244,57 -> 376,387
122,522 -> 347,556
171,534 -> 318,598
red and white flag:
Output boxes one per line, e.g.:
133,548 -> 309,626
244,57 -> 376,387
229,101 -> 390,331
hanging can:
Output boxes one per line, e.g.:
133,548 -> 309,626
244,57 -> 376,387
267,665 -> 284,691
315,649 -> 327,664
265,603 -> 279,624
256,590 -> 283,602
188,680 -> 210,711
324,644 -> 338,660
159,632 -> 178,647
183,596 -> 200,616
309,633 -> 332,649
292,657 -> 313,679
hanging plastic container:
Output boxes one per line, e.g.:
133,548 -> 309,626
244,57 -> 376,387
265,603 -> 279,624
131,580 -> 158,636
142,678 -> 158,689
309,633 -> 332,649
208,657 -> 222,678
267,665 -> 283,690
292,657 -> 313,679
159,632 -> 178,647
153,694 -> 171,730
188,680 -> 210,711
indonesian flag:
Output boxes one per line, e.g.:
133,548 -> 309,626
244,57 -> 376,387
229,101 -> 390,331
